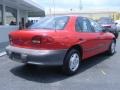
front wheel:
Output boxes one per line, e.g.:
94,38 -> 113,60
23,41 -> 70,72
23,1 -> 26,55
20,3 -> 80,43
114,32 -> 119,39
107,40 -> 116,55
62,49 -> 81,75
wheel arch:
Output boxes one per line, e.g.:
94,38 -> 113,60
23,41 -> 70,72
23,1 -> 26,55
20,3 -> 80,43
65,44 -> 83,60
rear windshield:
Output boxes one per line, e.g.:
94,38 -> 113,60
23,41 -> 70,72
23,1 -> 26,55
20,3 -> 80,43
28,16 -> 69,30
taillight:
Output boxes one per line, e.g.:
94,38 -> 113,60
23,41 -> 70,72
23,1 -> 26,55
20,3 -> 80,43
32,36 -> 54,44
32,36 -> 41,44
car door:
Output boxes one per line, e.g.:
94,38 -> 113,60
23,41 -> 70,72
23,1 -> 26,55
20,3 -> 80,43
76,17 -> 102,59
89,19 -> 110,53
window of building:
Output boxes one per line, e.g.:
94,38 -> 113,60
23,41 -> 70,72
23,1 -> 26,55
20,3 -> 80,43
5,7 -> 17,25
0,5 -> 3,25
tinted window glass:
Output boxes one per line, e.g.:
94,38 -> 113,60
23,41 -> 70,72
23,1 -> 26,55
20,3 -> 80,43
76,17 -> 93,32
82,20 -> 89,32
76,17 -> 82,32
82,18 -> 93,32
29,16 -> 69,30
90,19 -> 102,32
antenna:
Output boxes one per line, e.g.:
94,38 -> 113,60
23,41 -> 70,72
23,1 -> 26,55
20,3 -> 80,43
49,2 -> 51,15
53,0 -> 55,16
52,0 -> 56,32
79,0 -> 82,10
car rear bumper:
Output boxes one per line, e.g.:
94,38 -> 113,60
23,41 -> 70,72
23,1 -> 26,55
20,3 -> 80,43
6,45 -> 67,65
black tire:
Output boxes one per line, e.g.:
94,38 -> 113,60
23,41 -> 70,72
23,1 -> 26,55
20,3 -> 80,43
114,32 -> 119,39
107,40 -> 116,55
62,49 -> 81,75
24,63 -> 33,67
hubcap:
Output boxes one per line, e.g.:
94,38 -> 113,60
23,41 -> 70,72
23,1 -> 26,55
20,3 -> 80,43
111,42 -> 115,53
69,53 -> 80,72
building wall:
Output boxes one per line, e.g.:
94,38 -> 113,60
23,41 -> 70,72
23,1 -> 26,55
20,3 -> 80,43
0,3 -> 28,43
80,13 -> 113,20
0,26 -> 18,43
19,10 -> 28,23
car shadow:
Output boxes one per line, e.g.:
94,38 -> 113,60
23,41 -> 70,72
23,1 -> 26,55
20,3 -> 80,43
10,53 -> 114,83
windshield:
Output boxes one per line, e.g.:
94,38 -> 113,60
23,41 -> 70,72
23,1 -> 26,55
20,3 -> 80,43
28,16 -> 69,30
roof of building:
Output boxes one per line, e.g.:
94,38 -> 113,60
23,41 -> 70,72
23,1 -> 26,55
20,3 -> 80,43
0,0 -> 45,17
47,9 -> 119,15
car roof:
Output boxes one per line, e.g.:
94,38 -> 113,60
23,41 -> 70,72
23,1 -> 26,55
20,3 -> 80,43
46,14 -> 84,18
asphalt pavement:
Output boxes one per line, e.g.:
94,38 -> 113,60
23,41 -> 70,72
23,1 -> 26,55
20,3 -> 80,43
0,42 -> 8,52
0,38 -> 120,90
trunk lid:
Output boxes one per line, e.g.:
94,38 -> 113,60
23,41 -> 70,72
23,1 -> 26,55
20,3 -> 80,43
9,29 -> 56,49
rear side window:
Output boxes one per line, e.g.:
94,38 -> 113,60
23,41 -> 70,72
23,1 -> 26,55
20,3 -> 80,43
29,16 -> 69,30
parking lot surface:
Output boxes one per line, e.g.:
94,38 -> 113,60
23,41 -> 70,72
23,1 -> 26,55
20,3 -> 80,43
0,38 -> 120,90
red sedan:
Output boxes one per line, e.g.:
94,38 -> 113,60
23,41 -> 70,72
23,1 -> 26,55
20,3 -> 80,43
6,15 -> 116,75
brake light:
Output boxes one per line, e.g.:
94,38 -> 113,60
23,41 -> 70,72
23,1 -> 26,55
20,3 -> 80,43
32,36 -> 41,44
32,36 -> 54,44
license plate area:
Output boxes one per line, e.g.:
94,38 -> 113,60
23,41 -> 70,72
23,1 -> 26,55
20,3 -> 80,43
12,52 -> 21,60
11,52 -> 27,62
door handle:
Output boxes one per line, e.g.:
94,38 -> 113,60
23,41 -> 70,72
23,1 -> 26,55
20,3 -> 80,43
96,36 -> 105,39
96,36 -> 100,39
79,38 -> 85,41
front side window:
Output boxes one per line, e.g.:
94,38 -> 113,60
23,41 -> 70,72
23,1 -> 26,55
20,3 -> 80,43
5,7 -> 17,25
90,19 -> 102,32
29,16 -> 69,30
82,20 -> 89,32
76,17 -> 93,32
0,5 -> 3,25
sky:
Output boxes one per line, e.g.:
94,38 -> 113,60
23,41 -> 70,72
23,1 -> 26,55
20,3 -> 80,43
31,0 -> 120,14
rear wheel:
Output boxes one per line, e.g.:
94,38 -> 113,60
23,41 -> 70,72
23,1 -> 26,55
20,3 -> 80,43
107,40 -> 116,55
62,49 -> 81,75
